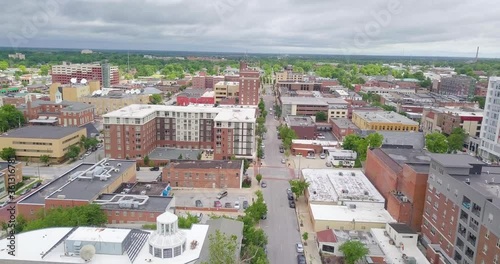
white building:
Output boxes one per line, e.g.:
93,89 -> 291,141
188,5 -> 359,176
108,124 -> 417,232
479,77 -> 500,162
0,211 -> 244,264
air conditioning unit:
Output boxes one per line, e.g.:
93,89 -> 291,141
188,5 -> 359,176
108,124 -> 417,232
104,163 -> 110,166
123,188 -> 130,193
117,163 -> 121,167
145,184 -> 152,190
402,196 -> 409,202
115,169 -> 120,172
349,204 -> 357,209
57,195 -> 66,199
100,175 -> 107,181
140,190 -> 146,195
389,239 -> 395,245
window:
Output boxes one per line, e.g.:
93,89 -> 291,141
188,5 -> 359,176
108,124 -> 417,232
483,245 -> 488,254
497,239 -> 500,248
115,211 -> 119,216
485,230 -> 490,239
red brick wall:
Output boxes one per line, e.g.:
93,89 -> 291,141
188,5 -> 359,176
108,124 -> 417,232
364,150 -> 399,200
162,165 -> 241,188
476,225 -> 500,264
290,125 -> 316,140
104,209 -> 162,224
16,204 -> 44,220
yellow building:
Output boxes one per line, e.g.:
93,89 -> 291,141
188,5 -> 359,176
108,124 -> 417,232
352,111 -> 419,131
275,71 -> 303,82
214,81 -> 239,103
0,126 -> 86,162
49,80 -> 100,102
78,92 -> 151,115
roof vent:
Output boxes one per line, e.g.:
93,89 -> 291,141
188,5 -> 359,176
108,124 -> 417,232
57,195 -> 66,199
117,163 -> 121,167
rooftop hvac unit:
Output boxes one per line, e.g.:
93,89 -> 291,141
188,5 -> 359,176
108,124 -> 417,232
123,188 -> 131,194
402,196 -> 409,202
104,163 -> 110,166
100,175 -> 107,181
351,172 -> 356,176
145,184 -> 152,190
140,190 -> 146,195
115,168 -> 120,172
364,191 -> 369,195
117,163 -> 122,167
118,201 -> 132,208
131,202 -> 140,209
339,172 -> 343,176
57,195 -> 66,199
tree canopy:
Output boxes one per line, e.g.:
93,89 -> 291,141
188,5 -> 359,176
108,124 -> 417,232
425,132 -> 448,153
201,230 -> 239,264
339,240 -> 369,264
150,94 -> 163,104
0,105 -> 26,132
279,126 -> 298,151
0,147 -> 16,161
342,133 -> 383,161
315,111 -> 327,122
289,179 -> 310,201
447,128 -> 467,153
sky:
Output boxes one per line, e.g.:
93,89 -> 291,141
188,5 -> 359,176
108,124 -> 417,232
1,0 -> 499,58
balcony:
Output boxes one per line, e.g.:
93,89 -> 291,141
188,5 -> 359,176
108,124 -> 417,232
456,238 -> 465,252
471,203 -> 481,217
464,247 -> 474,260
458,225 -> 466,238
466,234 -> 476,246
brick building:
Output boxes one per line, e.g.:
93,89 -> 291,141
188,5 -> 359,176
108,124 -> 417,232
162,160 -> 244,188
422,154 -> 500,264
1,93 -> 37,107
280,97 -> 348,119
51,63 -> 119,87
286,115 -> 316,140
364,148 -> 431,231
352,111 -> 419,131
176,89 -> 215,106
439,75 -> 477,98
18,100 -> 95,127
16,159 -> 138,221
330,118 -> 360,141
103,104 -> 256,161
0,162 -> 22,199
191,72 -> 225,89
238,62 -> 260,106
421,107 -> 483,137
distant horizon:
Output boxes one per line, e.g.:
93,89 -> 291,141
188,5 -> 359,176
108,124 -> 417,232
1,46 -> 495,61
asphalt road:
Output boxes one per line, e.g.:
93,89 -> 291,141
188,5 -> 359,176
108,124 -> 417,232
259,87 -> 302,264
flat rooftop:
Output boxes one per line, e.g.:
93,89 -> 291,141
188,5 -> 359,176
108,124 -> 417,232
310,204 -> 395,224
431,153 -> 484,168
167,160 -> 243,170
451,166 -> 500,207
330,118 -> 359,130
103,104 -> 256,122
317,229 -> 384,256
303,169 -> 385,205
0,224 -> 209,264
67,227 -> 130,243
286,115 -> 315,127
17,100 -> 95,112
371,228 -> 430,264
114,182 -> 169,196
380,148 -> 431,173
292,139 -> 339,146
281,97 -> 328,106
0,126 -> 85,139
354,111 -> 419,125
96,193 -> 173,212
18,159 -> 135,205
149,147 -> 204,161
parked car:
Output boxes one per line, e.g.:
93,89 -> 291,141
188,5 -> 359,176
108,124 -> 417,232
234,201 -> 240,209
216,190 -> 228,199
261,181 -> 267,188
261,213 -> 267,220
297,254 -> 306,264
32,182 -> 42,189
319,153 -> 326,159
286,188 -> 293,195
0,201 -> 8,208
306,155 -> 316,159
281,158 -> 286,164
195,200 -> 203,207
289,200 -> 296,208
150,167 -> 160,171
224,202 -> 232,208
214,201 -> 222,208
288,193 -> 294,201
242,200 -> 249,209
296,243 -> 304,253
279,148 -> 284,153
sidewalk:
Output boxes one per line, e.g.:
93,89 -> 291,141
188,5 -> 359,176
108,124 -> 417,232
296,197 -> 322,264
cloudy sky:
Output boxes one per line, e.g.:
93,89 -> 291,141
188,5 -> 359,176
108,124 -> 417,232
1,0 -> 499,57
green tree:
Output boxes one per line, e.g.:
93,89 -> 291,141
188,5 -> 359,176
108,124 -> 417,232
177,213 -> 200,229
315,111 -> 327,122
150,94 -> 163,104
257,147 -> 264,159
447,128 -> 467,153
472,96 -> 485,109
425,132 -> 448,153
39,65 -> 50,76
65,145 -> 81,161
201,230 -> 238,264
0,147 -> 16,161
256,174 -> 262,184
342,134 -> 362,150
18,65 -> 27,74
245,191 -> 267,222
279,126 -> 298,150
339,240 -> 369,264
366,132 -> 384,148
21,204 -> 107,232
143,155 -> 150,166
0,61 -> 8,70
289,179 -> 310,201
302,232 -> 309,241
39,155 -> 50,166
258,98 -> 265,112
83,137 -> 99,150
0,104 -> 26,132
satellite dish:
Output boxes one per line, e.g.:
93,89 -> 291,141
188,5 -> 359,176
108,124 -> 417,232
80,244 -> 96,262
125,90 -> 131,94
81,78 -> 87,84
95,90 -> 102,95
70,78 -> 77,84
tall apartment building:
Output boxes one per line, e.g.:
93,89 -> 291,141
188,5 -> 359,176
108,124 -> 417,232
51,63 -> 119,87
423,154 -> 500,264
479,77 -> 500,163
103,104 -> 256,160
439,75 -> 477,98
238,62 -> 260,106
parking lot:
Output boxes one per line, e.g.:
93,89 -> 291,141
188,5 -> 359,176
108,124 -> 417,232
171,188 -> 255,212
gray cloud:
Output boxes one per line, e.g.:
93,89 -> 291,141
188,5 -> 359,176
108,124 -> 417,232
0,0 -> 498,57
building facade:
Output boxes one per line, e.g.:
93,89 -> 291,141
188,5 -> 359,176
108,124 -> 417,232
330,118 -> 360,141
421,107 -> 483,137
49,81 -> 100,102
214,81 -> 239,103
51,63 -> 119,87
422,154 -> 500,264
238,62 -> 260,106
78,92 -> 150,116
19,100 -> 95,127
352,111 -> 419,131
479,77 -> 500,162
103,104 -> 256,160
0,126 -> 86,162
439,75 -> 477,98
162,160 -> 244,188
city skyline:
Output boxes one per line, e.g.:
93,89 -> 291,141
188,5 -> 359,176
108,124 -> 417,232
1,0 -> 499,58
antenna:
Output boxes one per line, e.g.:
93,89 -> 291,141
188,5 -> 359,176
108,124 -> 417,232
475,46 -> 479,63
81,78 -> 87,84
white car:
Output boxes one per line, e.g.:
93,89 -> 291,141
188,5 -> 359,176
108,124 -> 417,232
296,243 -> 304,253
319,153 -> 326,159
234,201 -> 240,210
